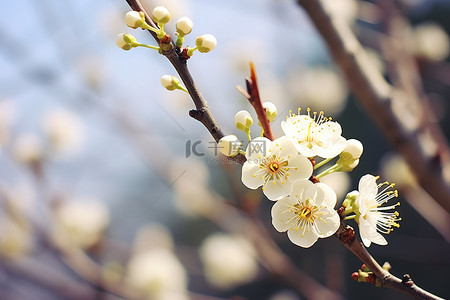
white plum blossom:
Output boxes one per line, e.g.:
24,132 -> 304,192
271,179 -> 340,248
241,137 -> 313,201
126,248 -> 188,300
355,174 -> 401,247
281,108 -> 346,158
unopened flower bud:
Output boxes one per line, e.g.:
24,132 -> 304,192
345,190 -> 359,202
342,139 -> 363,159
152,6 -> 171,24
176,17 -> 193,36
336,139 -> 362,171
125,11 -> 146,29
218,135 -> 241,156
160,75 -> 188,93
195,34 -> 217,53
116,33 -> 137,50
262,102 -> 277,122
234,110 -> 253,131
382,262 -> 392,272
340,158 -> 359,172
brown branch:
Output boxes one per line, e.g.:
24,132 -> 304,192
237,62 -> 275,141
296,0 -> 450,214
335,223 -> 445,300
124,0 -> 246,164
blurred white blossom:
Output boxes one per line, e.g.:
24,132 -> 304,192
320,0 -> 358,23
126,248 -> 188,300
199,233 -> 258,289
320,171 -> 351,200
287,68 -> 348,116
132,223 -> 174,254
381,153 -> 416,187
0,100 -> 15,146
41,108 -> 85,156
0,217 -> 33,259
12,133 -> 45,166
53,198 -> 110,249
412,22 -> 450,61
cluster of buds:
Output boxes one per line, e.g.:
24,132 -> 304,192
218,102 -> 278,157
117,6 -> 217,56
117,6 -> 218,94
351,263 -> 391,286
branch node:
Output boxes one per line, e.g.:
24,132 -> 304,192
189,109 -> 199,120
338,225 -> 356,245
402,274 -> 414,287
236,85 -> 251,99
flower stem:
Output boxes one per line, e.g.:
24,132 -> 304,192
187,46 -> 198,57
316,164 -> 340,179
314,157 -> 334,170
245,129 -> 252,142
136,43 -> 160,50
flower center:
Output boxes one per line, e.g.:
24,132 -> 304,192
299,207 -> 312,219
291,200 -> 318,224
268,162 -> 280,173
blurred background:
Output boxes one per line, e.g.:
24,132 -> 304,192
0,0 -> 449,299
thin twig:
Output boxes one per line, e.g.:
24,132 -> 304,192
124,0 -> 246,164
237,62 -> 275,141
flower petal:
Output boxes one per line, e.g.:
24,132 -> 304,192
314,207 -> 340,238
311,183 -> 337,208
359,218 -> 387,247
263,179 -> 290,201
289,179 -> 313,201
287,227 -> 318,248
304,182 -> 335,208
295,142 -> 317,158
269,136 -> 299,158
316,135 -> 347,158
271,197 -> 297,232
245,137 -> 272,162
358,174 -> 378,200
286,155 -> 313,181
241,162 -> 264,189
